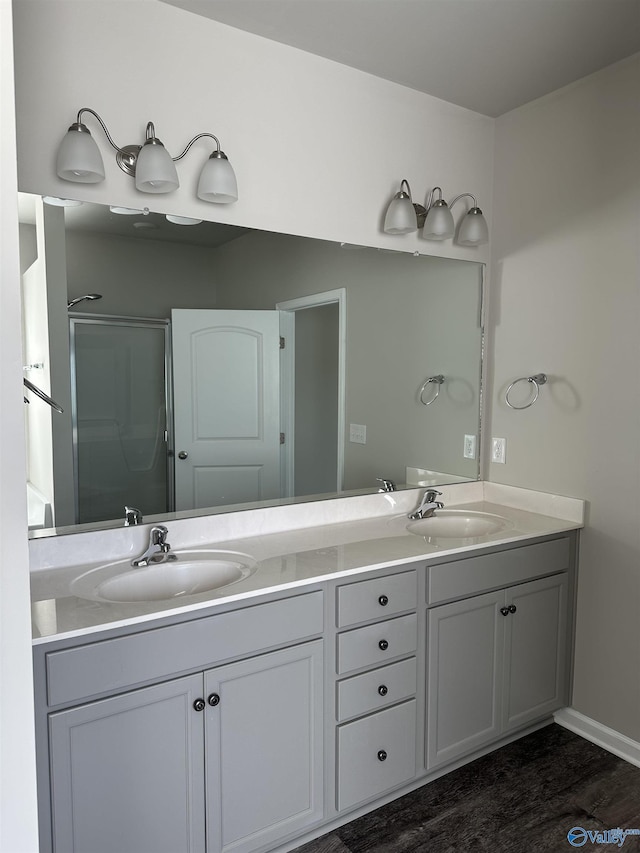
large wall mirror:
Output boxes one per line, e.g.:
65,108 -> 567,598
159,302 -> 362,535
19,193 -> 484,538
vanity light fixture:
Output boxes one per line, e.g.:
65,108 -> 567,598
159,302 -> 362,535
383,180 -> 489,246
383,180 -> 426,234
56,108 -> 238,204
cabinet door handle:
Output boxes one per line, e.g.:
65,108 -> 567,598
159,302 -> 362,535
207,693 -> 220,707
193,698 -> 206,712
378,639 -> 389,651
378,594 -> 389,607
508,604 -> 517,614
500,606 -> 510,616
377,750 -> 388,762
378,684 -> 388,696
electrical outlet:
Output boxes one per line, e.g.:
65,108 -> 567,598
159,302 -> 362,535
491,437 -> 507,464
463,434 -> 477,459
349,423 -> 367,444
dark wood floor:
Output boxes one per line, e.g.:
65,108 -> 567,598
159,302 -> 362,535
294,725 -> 640,853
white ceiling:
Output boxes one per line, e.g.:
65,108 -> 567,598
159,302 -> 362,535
160,0 -> 640,117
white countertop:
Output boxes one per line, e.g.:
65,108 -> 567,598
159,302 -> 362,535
30,483 -> 584,644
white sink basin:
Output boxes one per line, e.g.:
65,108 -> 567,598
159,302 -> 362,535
70,550 -> 258,603
406,510 -> 511,540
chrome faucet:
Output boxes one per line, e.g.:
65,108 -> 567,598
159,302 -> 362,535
409,489 -> 444,520
376,478 -> 397,493
124,506 -> 143,526
132,525 -> 177,567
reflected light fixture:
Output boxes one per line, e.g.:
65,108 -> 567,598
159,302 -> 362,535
56,108 -> 238,204
384,180 -> 489,246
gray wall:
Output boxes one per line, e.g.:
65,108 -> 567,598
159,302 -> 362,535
489,55 -> 640,741
65,231 -> 219,319
214,230 -> 483,489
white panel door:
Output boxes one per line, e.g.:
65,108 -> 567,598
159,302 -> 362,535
172,309 -> 281,511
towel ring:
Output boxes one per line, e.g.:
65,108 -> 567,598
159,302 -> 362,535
505,373 -> 547,410
419,374 -> 445,406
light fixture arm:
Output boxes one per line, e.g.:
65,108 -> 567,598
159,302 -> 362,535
74,108 -> 124,154
425,186 -> 445,209
172,132 -> 222,162
448,192 -> 478,210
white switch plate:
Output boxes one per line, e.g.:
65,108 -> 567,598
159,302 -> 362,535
349,423 -> 367,444
491,437 -> 507,464
463,434 -> 477,459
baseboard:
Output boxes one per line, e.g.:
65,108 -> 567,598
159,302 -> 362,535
554,707 -> 640,769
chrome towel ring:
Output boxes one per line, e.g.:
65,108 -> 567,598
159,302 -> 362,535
419,374 -> 445,406
505,373 -> 547,410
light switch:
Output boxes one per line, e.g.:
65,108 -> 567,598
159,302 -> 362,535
349,423 -> 367,444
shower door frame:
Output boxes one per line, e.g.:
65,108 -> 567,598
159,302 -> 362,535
69,314 -> 174,525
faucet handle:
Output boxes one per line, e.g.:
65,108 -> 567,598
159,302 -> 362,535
376,478 -> 397,493
424,489 -> 442,502
151,525 -> 169,546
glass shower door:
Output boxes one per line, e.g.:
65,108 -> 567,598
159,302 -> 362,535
70,317 -> 172,525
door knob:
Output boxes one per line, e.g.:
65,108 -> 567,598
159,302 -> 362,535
178,451 -> 188,460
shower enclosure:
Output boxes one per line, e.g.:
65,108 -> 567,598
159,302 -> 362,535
69,316 -> 173,525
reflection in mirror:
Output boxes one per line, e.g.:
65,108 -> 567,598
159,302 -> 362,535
18,194 -> 484,538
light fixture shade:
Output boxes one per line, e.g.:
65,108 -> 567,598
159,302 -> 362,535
56,125 -> 105,183
197,153 -> 238,203
383,194 -> 417,234
135,141 -> 179,193
422,201 -> 455,240
457,207 -> 489,246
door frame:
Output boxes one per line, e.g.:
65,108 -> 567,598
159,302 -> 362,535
276,289 -> 346,498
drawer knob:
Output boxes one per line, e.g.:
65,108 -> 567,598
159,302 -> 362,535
378,684 -> 388,696
193,698 -> 205,712
500,606 -> 510,616
378,594 -> 389,607
509,604 -> 517,614
208,693 -> 220,707
378,639 -> 389,651
377,750 -> 388,762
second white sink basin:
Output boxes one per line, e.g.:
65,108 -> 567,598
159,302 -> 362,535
406,510 -> 511,539
70,550 -> 258,603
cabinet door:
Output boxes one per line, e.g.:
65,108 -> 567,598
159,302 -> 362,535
426,590 -> 504,770
205,640 -> 324,853
503,573 -> 568,730
49,674 -> 205,853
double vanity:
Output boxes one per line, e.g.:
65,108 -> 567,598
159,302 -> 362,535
29,482 -> 584,853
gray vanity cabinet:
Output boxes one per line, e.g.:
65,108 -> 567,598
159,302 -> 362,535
49,674 -> 206,853
204,641 -> 324,853
427,571 -> 569,770
38,591 -> 325,853
333,569 -> 420,813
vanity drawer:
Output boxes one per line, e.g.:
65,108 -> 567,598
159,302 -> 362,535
337,700 -> 417,811
337,613 -> 417,675
336,657 -> 417,722
336,570 -> 417,628
427,537 -> 571,605
46,591 -> 323,707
